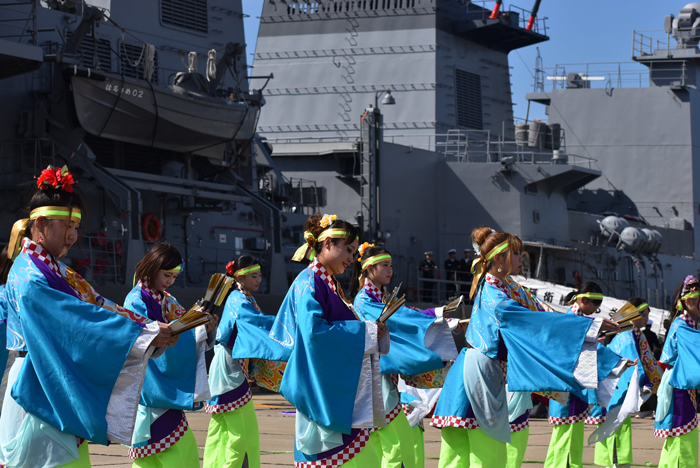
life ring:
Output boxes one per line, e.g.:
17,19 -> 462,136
142,214 -> 161,242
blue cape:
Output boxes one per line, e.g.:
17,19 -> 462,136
270,268 -> 366,434
7,253 -> 143,445
353,287 -> 444,375
217,289 -> 288,361
669,323 -> 700,390
124,286 -> 199,410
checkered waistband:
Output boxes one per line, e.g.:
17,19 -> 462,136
510,419 -> 529,433
385,402 -> 403,425
654,416 -> 698,438
295,428 -> 372,467
128,413 -> 188,459
548,408 -> 590,426
585,416 -> 606,425
205,386 -> 253,414
430,415 -> 479,429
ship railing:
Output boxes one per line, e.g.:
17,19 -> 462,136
416,269 -> 473,308
468,1 -> 548,35
632,29 -> 676,60
67,234 -> 127,285
538,61 -> 651,91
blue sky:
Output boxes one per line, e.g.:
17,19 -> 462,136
242,1 -> 680,122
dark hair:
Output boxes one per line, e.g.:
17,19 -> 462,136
225,255 -> 260,278
303,213 -> 360,257
134,243 -> 182,284
0,247 -> 12,285
26,187 -> 86,238
350,245 -> 390,298
564,281 -> 603,307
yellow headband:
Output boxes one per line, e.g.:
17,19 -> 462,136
291,229 -> 355,262
678,291 -> 700,310
161,265 -> 181,274
569,292 -> 604,305
485,240 -> 510,261
30,206 -> 82,222
362,253 -> 391,271
7,206 -> 82,260
235,264 -> 261,276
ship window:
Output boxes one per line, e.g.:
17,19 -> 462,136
160,0 -> 208,35
66,32 -> 112,71
120,43 -> 159,83
455,69 -> 483,130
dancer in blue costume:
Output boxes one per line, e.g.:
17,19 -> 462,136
124,243 -> 218,467
203,255 -> 288,468
0,248 -> 14,409
350,244 -> 459,468
654,276 -> 700,468
0,166 -> 177,468
590,297 -> 662,468
270,213 -> 389,467
544,282 -> 629,468
432,228 -> 624,468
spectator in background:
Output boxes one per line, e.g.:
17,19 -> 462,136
643,319 -> 662,359
444,248 -> 459,300
419,251 -> 437,303
458,248 -> 473,294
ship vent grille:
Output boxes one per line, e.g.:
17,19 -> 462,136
160,0 -> 208,35
120,43 -> 159,83
455,69 -> 483,130
66,32 -> 112,71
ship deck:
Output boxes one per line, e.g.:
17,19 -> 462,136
90,392 -> 666,467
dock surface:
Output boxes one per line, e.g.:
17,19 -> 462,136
90,393 -> 665,467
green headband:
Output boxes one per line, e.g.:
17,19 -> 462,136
161,264 -> 181,273
485,240 -> 509,261
30,206 -> 82,221
362,253 -> 392,271
573,292 -> 604,302
637,303 -> 649,312
235,264 -> 261,277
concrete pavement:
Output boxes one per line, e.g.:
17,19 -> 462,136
88,392 -> 666,467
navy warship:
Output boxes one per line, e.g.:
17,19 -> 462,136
0,0 -> 697,316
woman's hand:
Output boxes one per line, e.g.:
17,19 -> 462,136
600,318 -> 620,334
377,322 -> 388,339
206,313 -> 219,333
625,358 -> 639,368
151,322 -> 179,347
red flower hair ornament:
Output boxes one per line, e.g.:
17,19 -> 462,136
36,165 -> 76,193
226,261 -> 235,276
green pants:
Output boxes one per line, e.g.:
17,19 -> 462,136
133,428 -> 199,468
658,426 -> 699,468
593,417 -> 633,466
203,399 -> 260,468
506,428 -> 529,468
374,410 -> 416,468
544,422 -> 584,468
61,440 -> 90,468
412,425 -> 425,468
438,427 -> 507,468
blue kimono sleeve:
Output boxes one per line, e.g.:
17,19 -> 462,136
227,293 -> 288,361
354,292 -> 445,375
669,324 -> 700,390
499,305 -> 597,393
12,271 -> 143,445
279,285 -> 367,434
